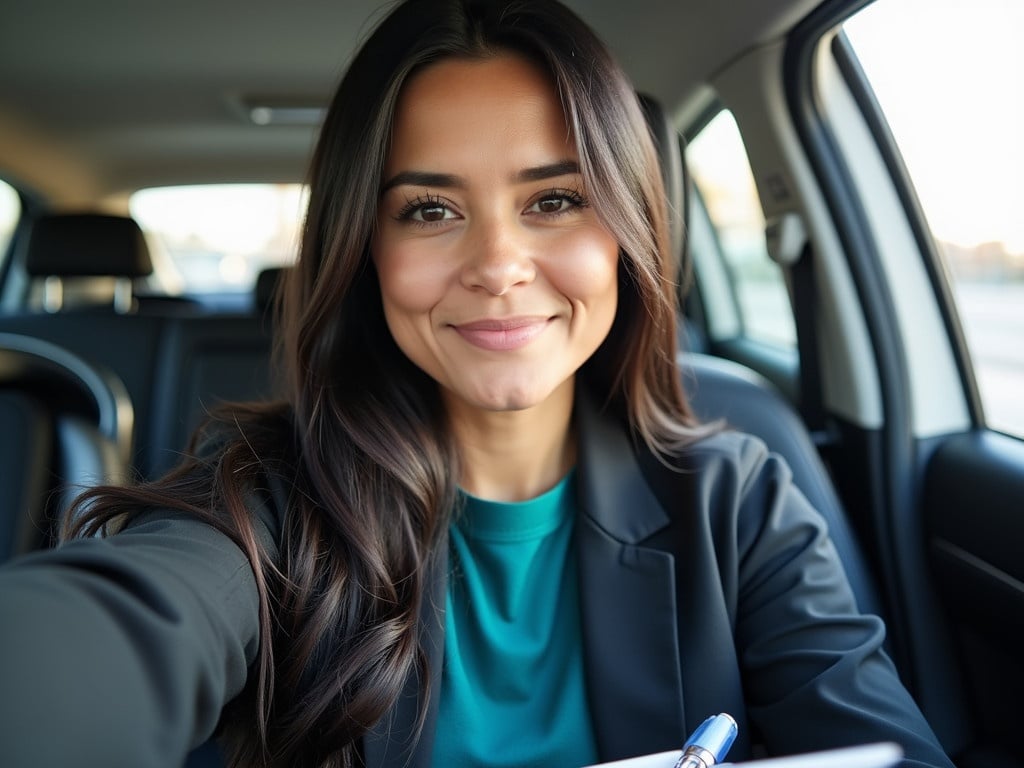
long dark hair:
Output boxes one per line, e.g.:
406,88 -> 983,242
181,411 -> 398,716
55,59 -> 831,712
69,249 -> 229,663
66,1 -> 708,765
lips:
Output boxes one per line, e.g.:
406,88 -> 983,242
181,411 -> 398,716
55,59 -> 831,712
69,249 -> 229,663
451,316 -> 552,351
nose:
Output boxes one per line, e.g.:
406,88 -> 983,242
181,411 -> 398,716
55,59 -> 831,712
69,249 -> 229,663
459,219 -> 536,295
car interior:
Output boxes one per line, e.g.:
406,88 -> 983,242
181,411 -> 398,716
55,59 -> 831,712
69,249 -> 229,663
1,1 -> 1022,767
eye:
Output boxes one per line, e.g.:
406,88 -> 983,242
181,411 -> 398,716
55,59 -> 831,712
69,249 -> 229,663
526,189 -> 588,217
412,203 -> 455,223
396,195 -> 459,224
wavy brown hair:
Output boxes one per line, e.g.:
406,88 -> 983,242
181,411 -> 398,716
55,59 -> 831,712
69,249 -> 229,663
65,0 -> 708,765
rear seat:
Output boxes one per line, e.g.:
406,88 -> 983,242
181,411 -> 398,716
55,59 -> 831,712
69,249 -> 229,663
0,214 -> 170,476
0,212 -> 275,481
146,266 -> 280,476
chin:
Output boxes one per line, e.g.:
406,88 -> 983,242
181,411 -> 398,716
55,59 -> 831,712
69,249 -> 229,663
464,382 -> 554,413
475,392 -> 545,413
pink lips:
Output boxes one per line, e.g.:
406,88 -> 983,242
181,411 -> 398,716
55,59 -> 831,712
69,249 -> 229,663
451,316 -> 551,351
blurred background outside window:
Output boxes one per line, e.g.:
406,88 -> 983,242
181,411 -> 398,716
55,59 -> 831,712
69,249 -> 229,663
845,0 -> 1024,438
0,179 -> 19,257
687,110 -> 796,348
130,184 -> 306,296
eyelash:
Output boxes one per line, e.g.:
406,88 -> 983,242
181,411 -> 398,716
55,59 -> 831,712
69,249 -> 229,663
394,187 -> 589,227
395,193 -> 448,224
531,187 -> 589,217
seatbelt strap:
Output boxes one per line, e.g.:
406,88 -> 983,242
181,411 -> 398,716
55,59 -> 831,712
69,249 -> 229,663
765,214 -> 828,439
791,240 -> 828,437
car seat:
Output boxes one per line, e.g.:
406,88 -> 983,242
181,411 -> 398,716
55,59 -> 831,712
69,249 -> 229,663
0,213 -> 187,478
0,332 -> 132,562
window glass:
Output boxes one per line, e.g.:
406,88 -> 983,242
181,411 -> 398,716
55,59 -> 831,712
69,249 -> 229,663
845,0 -> 1024,439
686,111 -> 795,347
0,179 -> 20,258
130,184 -> 306,295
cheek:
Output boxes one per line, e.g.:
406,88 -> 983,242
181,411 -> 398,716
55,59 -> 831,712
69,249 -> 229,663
545,227 -> 620,308
373,239 -> 451,317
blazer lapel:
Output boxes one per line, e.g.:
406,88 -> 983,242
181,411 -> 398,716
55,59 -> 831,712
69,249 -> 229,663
362,536 -> 447,768
575,394 -> 688,761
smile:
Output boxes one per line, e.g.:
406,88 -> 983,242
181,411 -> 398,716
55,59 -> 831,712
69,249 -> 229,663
451,316 -> 553,351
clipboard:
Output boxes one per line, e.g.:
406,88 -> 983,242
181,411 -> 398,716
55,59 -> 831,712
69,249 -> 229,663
584,741 -> 903,768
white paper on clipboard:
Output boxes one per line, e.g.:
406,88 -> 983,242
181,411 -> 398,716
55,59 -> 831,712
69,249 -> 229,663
584,741 -> 903,768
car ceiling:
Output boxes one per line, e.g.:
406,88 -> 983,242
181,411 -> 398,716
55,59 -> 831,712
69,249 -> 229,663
0,0 -> 819,206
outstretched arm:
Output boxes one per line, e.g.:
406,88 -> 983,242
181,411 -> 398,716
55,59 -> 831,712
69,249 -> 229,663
0,510 -> 264,768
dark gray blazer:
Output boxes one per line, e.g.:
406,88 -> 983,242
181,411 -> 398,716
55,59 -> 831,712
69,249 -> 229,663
0,400 -> 954,768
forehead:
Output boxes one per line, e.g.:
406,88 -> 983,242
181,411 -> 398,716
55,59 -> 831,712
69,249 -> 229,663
385,54 -> 576,172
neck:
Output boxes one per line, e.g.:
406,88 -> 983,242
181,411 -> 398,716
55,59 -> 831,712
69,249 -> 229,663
446,378 -> 576,502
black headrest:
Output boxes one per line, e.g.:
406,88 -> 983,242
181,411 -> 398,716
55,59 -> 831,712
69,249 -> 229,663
26,213 -> 153,278
637,93 -> 685,261
254,266 -> 285,312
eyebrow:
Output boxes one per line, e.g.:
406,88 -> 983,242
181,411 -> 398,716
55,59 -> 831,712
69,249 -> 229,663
380,160 -> 581,193
515,160 -> 580,183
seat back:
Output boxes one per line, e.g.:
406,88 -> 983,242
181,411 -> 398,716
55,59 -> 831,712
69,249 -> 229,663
0,332 -> 132,561
147,313 -> 276,478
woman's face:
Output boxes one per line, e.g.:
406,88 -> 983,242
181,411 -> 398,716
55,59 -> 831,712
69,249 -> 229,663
373,54 -> 620,416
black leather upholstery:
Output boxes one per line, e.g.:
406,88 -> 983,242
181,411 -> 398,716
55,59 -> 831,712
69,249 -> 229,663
0,332 -> 132,561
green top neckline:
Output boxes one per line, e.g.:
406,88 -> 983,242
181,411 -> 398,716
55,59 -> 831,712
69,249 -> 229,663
456,470 -> 575,542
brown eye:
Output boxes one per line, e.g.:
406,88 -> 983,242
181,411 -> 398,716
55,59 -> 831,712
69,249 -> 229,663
536,196 -> 569,215
420,205 -> 448,222
397,197 -> 458,224
527,190 -> 587,216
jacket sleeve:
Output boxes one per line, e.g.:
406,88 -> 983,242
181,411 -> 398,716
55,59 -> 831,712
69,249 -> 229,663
728,437 -> 954,768
0,499 -> 276,768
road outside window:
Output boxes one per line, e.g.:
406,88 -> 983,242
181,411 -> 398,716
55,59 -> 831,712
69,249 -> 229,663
845,0 -> 1024,439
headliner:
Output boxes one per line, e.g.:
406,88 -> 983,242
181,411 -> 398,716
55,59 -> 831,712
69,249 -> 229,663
0,0 -> 819,204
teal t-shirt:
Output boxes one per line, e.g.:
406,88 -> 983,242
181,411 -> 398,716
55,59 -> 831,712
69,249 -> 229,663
432,471 -> 599,767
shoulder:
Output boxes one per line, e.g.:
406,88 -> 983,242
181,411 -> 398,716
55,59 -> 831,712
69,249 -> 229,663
681,428 -> 777,475
639,428 -> 813,555
661,428 -> 794,506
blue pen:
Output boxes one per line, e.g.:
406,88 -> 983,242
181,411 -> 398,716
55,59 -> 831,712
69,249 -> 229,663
673,713 -> 738,768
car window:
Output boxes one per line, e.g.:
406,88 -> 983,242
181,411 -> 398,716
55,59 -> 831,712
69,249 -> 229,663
0,179 -> 20,259
686,110 -> 796,348
129,184 -> 306,295
844,0 -> 1024,439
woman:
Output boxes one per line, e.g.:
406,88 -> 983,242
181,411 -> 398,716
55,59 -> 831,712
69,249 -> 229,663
0,1 -> 954,767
